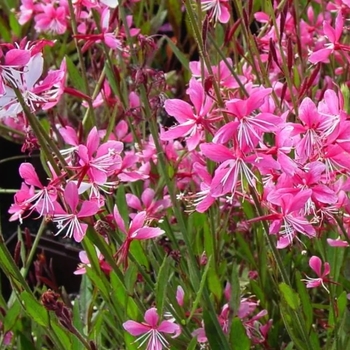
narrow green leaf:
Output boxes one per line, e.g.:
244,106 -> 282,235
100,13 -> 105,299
186,336 -> 198,350
188,256 -> 212,321
155,256 -> 171,317
124,331 -> 139,350
229,317 -> 251,350
279,303 -> 305,350
4,298 -> 21,332
203,308 -> 231,350
125,264 -> 138,295
85,268 -> 109,300
295,271 -> 313,332
20,291 -> 49,327
115,184 -> 129,226
72,302 -> 84,350
235,233 -> 256,266
230,262 -> 241,317
9,13 -> 21,37
279,282 -> 300,311
163,36 -> 189,71
129,240 -> 149,270
78,274 -> 92,326
50,320 -> 73,349
65,56 -> 86,92
207,261 -> 222,301
19,333 -> 37,350
105,64 -> 119,96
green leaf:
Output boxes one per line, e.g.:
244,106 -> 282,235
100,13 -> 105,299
4,298 -> 21,332
203,308 -> 231,350
229,317 -> 251,350
188,256 -> 212,321
9,12 -> 21,37
0,18 -> 11,42
129,240 -> 149,270
85,268 -> 109,300
20,291 -> 49,327
163,36 -> 189,71
115,184 -> 129,227
155,256 -> 171,317
65,56 -> 86,92
207,260 -> 222,301
72,302 -> 84,350
229,262 -> 241,317
295,271 -> 313,332
78,274 -> 92,327
105,64 -> 119,96
50,320 -> 73,349
125,264 -> 138,295
279,282 -> 300,311
279,303 -> 305,350
186,336 -> 198,350
124,331 -> 139,350
19,332 -> 37,350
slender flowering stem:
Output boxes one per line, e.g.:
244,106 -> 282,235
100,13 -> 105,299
250,188 -> 313,350
66,0 -> 96,130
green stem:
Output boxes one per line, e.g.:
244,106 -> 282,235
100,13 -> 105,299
250,189 -> 313,350
67,0 -> 96,130
0,154 -> 39,165
21,219 -> 46,278
140,84 -> 230,350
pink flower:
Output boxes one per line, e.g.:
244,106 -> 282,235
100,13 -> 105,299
75,127 -> 123,186
74,249 -> 111,275
8,183 -> 35,223
191,162 -> 216,212
18,0 -> 36,25
309,12 -> 350,64
302,256 -> 331,293
123,308 -> 181,350
327,237 -> 349,247
200,143 -> 257,197
0,53 -> 66,118
34,2 -> 68,35
0,48 -> 30,95
18,162 -> 61,217
267,189 -> 316,249
161,78 -> 215,151
52,182 -> 99,242
176,286 -> 184,307
74,8 -> 122,51
126,188 -> 171,219
201,0 -> 230,23
213,87 -> 281,150
113,206 -> 164,267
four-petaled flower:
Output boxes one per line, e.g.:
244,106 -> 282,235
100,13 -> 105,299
123,308 -> 181,350
52,181 -> 99,242
302,256 -> 331,293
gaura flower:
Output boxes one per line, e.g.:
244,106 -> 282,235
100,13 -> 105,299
123,307 -> 181,350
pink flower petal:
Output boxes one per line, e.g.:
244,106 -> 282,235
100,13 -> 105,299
144,308 -> 159,328
64,182 -> 79,212
164,99 -> 194,123
158,321 -> 181,337
123,321 -> 150,336
19,163 -> 42,188
132,227 -> 164,240
78,201 -> 99,217
309,256 -> 322,277
200,143 -> 234,162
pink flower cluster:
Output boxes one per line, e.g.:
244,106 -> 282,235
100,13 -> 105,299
0,40 -> 66,129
